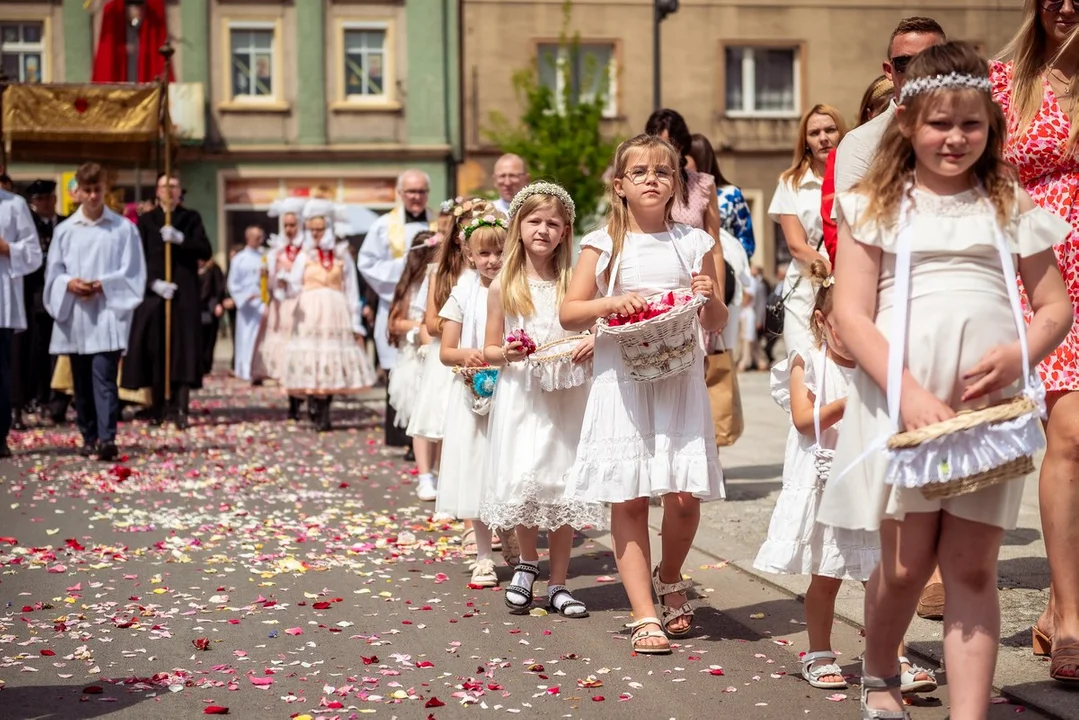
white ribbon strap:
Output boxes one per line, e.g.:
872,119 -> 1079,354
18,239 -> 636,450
814,345 -> 827,446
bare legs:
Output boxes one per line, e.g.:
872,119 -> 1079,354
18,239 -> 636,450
805,575 -> 845,684
413,436 -> 438,476
864,512 -> 1003,720
1037,391 -> 1079,679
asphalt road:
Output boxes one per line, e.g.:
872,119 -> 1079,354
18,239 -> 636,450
0,378 -> 1052,719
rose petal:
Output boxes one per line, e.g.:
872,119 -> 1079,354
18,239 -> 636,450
204,706 -> 230,714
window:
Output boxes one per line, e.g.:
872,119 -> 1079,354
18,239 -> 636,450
537,42 -> 618,117
229,23 -> 276,100
1,21 -> 45,83
724,46 -> 800,118
344,26 -> 387,99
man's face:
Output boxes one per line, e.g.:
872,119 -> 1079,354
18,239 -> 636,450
397,172 -> 430,215
156,176 -> 181,206
246,228 -> 265,248
493,156 -> 529,203
282,213 -> 299,239
79,183 -> 105,214
30,193 -> 57,217
885,32 -> 945,98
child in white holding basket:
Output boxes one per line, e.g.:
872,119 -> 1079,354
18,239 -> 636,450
481,182 -> 604,618
560,134 -> 728,655
819,43 -> 1072,720
437,211 -> 507,587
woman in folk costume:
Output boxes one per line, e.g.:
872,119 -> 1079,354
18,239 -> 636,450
253,196 -> 309,419
282,199 -> 376,431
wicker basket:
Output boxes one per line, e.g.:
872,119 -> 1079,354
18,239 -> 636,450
887,395 -> 1039,500
526,335 -> 591,391
598,289 -> 706,382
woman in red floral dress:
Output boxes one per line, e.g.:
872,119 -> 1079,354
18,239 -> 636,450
991,0 -> 1079,684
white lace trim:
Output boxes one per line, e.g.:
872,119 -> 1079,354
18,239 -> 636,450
480,474 -> 607,532
526,357 -> 590,392
885,410 -> 1045,489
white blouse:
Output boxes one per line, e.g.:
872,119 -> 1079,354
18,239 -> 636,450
768,169 -> 824,248
0,190 -> 43,331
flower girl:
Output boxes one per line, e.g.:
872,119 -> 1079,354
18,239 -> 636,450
560,135 -> 727,654
481,182 -> 604,617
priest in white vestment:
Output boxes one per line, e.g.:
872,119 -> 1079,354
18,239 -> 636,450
227,226 -> 268,382
492,154 -> 530,214
357,169 -> 435,447
44,163 -> 146,461
0,184 -> 43,458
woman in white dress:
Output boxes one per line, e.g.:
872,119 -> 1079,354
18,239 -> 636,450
561,135 -> 728,654
481,182 -> 604,618
768,104 -> 846,354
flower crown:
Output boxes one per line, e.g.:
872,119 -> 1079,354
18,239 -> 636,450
452,198 -> 486,218
508,182 -> 576,225
822,276 -> 835,288
440,197 -> 464,214
460,214 -> 509,241
409,232 -> 443,252
898,72 -> 991,105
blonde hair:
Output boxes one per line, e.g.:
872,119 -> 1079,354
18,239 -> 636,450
432,199 -> 497,326
857,75 -> 895,126
466,220 -> 507,254
500,194 -> 574,317
855,41 -> 1016,230
779,104 -> 848,185
807,260 -> 836,347
604,134 -> 684,286
999,0 -> 1079,153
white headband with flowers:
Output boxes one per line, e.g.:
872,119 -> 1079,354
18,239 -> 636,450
460,214 -> 509,242
898,72 -> 991,105
508,182 -> 576,225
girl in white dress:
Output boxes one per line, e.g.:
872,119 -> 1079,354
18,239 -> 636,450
407,204 -> 480,502
819,43 -> 1072,720
387,230 -> 441,451
481,182 -> 604,618
437,213 -> 507,587
560,135 -> 728,654
755,262 -> 936,695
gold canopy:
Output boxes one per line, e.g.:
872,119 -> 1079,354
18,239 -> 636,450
2,83 -> 170,164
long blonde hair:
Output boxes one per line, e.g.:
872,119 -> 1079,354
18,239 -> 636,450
500,193 -> 574,317
855,41 -> 1016,229
432,199 -> 496,322
779,104 -> 848,185
604,134 -> 684,286
999,0 -> 1079,153
857,75 -> 894,126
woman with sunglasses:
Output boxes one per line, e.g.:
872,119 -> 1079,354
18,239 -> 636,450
991,0 -> 1079,685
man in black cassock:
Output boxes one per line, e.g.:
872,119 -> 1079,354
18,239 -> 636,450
12,180 -> 69,428
121,173 -> 212,428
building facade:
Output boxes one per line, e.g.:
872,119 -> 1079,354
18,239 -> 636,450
459,0 -> 1022,273
2,0 -> 460,256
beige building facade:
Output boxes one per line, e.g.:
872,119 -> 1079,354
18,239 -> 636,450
460,0 -> 1023,273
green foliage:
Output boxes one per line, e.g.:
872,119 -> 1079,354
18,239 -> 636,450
484,1 -> 620,234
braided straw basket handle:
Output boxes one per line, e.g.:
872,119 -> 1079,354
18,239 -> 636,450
529,335 -> 591,365
886,395 -> 1037,450
598,289 -> 704,336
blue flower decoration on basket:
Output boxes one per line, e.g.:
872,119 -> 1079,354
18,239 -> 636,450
472,368 -> 499,398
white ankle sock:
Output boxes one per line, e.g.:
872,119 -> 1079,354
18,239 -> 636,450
506,559 -> 539,607
473,520 -> 494,564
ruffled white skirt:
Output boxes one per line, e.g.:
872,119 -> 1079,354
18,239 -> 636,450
388,342 -> 424,428
563,331 -> 725,503
407,338 -> 454,440
436,373 -> 490,519
283,289 -> 376,394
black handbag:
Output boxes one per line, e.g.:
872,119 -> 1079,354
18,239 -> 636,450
765,237 -> 825,339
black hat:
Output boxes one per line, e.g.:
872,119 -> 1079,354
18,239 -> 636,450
26,179 -> 57,198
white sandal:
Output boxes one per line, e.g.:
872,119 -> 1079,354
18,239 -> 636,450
801,650 -> 849,689
899,656 -> 937,694
625,617 -> 671,655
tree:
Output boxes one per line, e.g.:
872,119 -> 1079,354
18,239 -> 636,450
484,1 -> 620,235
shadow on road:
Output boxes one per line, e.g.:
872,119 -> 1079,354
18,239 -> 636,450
0,681 -> 154,719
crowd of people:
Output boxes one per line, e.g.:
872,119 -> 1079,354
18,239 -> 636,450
1,4 -> 1079,718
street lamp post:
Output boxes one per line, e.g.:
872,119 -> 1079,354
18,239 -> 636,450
653,0 -> 679,110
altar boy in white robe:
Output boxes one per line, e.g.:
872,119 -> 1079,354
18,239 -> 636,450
226,226 -> 268,382
0,179 -> 42,458
44,163 -> 146,461
357,169 -> 435,448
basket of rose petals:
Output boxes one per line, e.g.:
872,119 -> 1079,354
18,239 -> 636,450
598,288 -> 706,382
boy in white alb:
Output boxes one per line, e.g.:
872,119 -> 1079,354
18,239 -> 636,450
44,163 -> 146,461
227,226 -> 268,382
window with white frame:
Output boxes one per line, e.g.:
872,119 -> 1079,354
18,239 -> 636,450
1,21 -> 45,83
343,24 -> 388,100
724,46 -> 799,118
537,42 -> 617,117
229,23 -> 276,99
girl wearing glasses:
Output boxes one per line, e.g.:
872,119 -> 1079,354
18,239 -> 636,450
992,0 -> 1079,684
560,134 -> 728,655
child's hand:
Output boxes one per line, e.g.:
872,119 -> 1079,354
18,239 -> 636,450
961,342 -> 1023,403
463,349 -> 487,368
502,341 -> 527,363
900,384 -> 956,431
571,335 -> 595,363
607,292 -> 648,317
690,272 -> 715,301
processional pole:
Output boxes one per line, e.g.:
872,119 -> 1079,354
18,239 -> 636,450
160,42 -> 175,402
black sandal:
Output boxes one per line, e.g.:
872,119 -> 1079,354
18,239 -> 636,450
505,562 -> 540,614
547,585 -> 589,618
